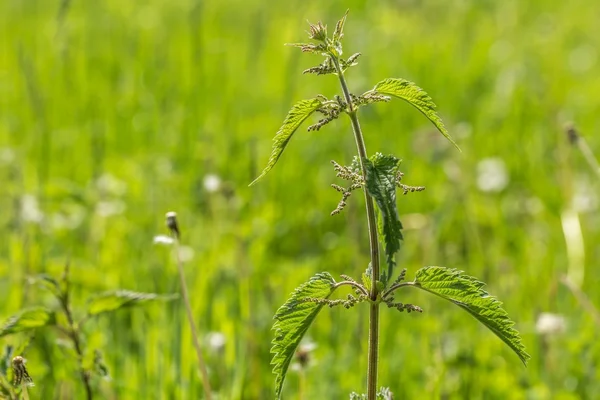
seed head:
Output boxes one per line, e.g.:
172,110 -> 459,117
165,211 -> 180,239
12,356 -> 34,387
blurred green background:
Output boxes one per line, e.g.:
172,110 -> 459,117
1,0 -> 599,398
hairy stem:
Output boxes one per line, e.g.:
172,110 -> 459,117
331,55 -> 381,400
58,275 -> 93,400
173,239 -> 213,399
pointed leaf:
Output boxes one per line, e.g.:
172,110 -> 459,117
32,274 -> 61,297
0,308 -> 55,338
250,98 -> 322,185
333,10 -> 349,43
271,272 -> 337,399
86,290 -> 178,316
371,78 -> 460,150
0,346 -> 13,377
412,267 -> 530,364
93,349 -> 110,379
365,154 -> 403,283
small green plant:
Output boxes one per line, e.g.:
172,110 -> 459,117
251,12 -> 530,399
0,263 -> 176,400
164,211 -> 213,399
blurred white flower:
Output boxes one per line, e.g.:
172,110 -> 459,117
206,331 -> 226,352
489,39 -> 512,64
96,173 -> 127,197
568,44 -> 597,74
536,312 -> 566,336
453,122 -> 473,139
572,180 -> 598,212
525,197 -> 544,215
50,205 -> 86,231
95,200 -> 126,217
178,245 -> 194,262
153,235 -> 174,245
291,338 -> 317,371
0,147 -> 15,165
21,195 -> 44,223
476,158 -> 509,192
203,174 -> 221,193
155,158 -> 173,177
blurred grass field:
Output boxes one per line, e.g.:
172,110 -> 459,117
1,0 -> 600,398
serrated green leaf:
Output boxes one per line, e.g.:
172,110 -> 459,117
271,272 -> 337,399
86,290 -> 177,316
412,267 -> 530,364
0,308 -> 55,338
365,154 -> 403,284
250,98 -> 322,186
372,78 -> 460,150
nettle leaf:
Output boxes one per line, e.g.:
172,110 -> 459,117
271,272 -> 337,399
87,290 -> 177,316
365,154 -> 403,284
250,98 -> 322,185
413,267 -> 530,364
0,308 -> 55,338
371,78 -> 460,150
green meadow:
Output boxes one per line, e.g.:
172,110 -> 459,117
1,0 -> 599,398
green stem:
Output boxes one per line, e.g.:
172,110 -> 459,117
174,239 -> 213,400
331,55 -> 380,400
59,264 -> 93,400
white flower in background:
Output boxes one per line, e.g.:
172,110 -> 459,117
21,195 -> 44,223
476,157 -> 509,192
206,331 -> 226,352
155,158 -> 173,177
203,174 -> 221,193
0,148 -> 15,165
153,235 -> 174,245
178,245 -> 194,262
291,338 -> 317,371
525,197 -> 544,215
572,180 -> 598,212
95,200 -> 126,217
536,312 -> 566,336
453,121 -> 472,139
568,44 -> 597,74
50,205 -> 86,231
96,173 -> 127,197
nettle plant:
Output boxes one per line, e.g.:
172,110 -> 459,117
0,263 -> 176,400
251,12 -> 530,399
